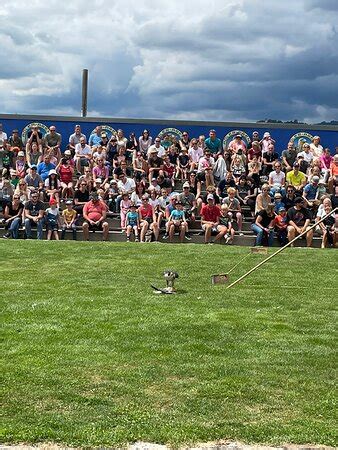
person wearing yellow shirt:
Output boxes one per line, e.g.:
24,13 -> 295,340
286,162 -> 307,192
61,200 -> 77,240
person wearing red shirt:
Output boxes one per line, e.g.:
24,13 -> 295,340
138,194 -> 159,242
82,192 -> 109,241
200,194 -> 227,244
57,157 -> 74,199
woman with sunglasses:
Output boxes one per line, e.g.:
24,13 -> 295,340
2,194 -> 24,239
138,194 -> 159,243
14,180 -> 30,204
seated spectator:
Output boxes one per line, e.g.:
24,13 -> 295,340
282,185 -> 297,211
231,155 -> 246,183
286,162 -> 307,193
74,180 -> 90,214
303,176 -> 321,209
247,155 -> 261,187
167,201 -> 188,243
274,206 -> 288,246
200,194 -> 226,244
116,172 -> 136,212
217,171 -> 236,199
16,151 -> 27,178
57,157 -> 74,200
205,129 -> 222,155
61,200 -> 77,240
168,145 -> 179,165
26,142 -> 42,167
282,141 -> 297,172
176,148 -> 189,181
88,126 -> 103,147
219,204 -> 235,244
45,198 -> 61,240
75,137 -> 92,174
130,181 -> 146,207
251,203 -> 275,247
222,187 -> 243,235
116,129 -> 128,151
269,161 -> 286,197
45,169 -> 61,206
213,154 -> 228,183
7,129 -> 23,153
68,124 -> 86,151
82,192 -> 109,241
247,140 -> 262,162
310,135 -> 323,158
45,126 -> 62,160
138,194 -> 159,242
92,157 -> 109,190
287,197 -> 313,247
247,131 -> 261,150
197,150 -> 215,186
25,165 -> 43,195
188,139 -> 204,171
24,191 -> 45,240
262,144 -> 279,176
320,148 -> 333,183
273,192 -> 285,213
179,131 -> 191,151
113,146 -> 127,169
138,129 -> 152,155
120,192 -> 131,229
236,176 -> 251,205
328,154 -> 338,193
228,134 -> 247,156
26,124 -> 43,153
162,155 -> 175,183
107,180 -> 119,212
2,194 -> 24,239
260,132 -> 275,154
316,199 -> 336,248
133,151 -> 148,182
126,203 -> 140,242
37,154 -> 56,182
298,143 -> 314,166
92,144 -> 107,163
179,181 -> 197,224
147,148 -> 164,183
148,137 -> 165,158
106,135 -> 118,164
14,179 -> 30,204
255,183 -> 272,214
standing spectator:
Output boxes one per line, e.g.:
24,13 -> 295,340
138,130 -> 153,155
24,191 -> 45,240
200,194 -> 225,244
287,197 -> 313,247
251,203 -> 275,247
2,194 -> 24,239
68,124 -> 86,151
82,192 -> 109,241
274,206 -> 288,246
205,129 -> 222,155
45,198 -> 61,240
282,142 -> 298,172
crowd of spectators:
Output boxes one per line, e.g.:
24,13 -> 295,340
0,122 -> 337,248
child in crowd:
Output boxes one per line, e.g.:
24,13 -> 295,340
273,193 -> 285,213
126,203 -> 140,242
61,200 -> 77,240
120,192 -> 131,229
167,201 -> 187,243
45,197 -> 61,240
219,204 -> 235,244
15,151 -> 26,178
274,206 -> 288,246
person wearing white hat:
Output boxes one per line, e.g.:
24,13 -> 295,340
44,169 -> 61,207
260,131 -> 275,155
310,135 -> 323,158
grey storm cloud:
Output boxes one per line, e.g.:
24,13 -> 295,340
0,0 -> 337,123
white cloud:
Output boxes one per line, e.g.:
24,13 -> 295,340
0,0 -> 337,122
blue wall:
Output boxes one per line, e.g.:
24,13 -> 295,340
1,115 -> 337,156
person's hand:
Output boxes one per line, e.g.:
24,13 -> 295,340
296,226 -> 302,234
89,220 -> 95,226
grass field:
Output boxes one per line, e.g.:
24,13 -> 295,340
1,241 -> 337,448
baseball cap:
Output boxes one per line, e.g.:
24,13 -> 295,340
293,162 -> 300,167
17,151 -> 25,156
279,206 -> 286,212
312,176 -> 320,183
30,164 -> 37,169
48,169 -> 57,175
64,150 -> 72,156
183,182 -> 190,188
65,200 -> 73,205
207,194 -> 214,201
263,132 -> 271,138
90,192 -> 99,201
294,197 -> 304,204
49,198 -> 57,205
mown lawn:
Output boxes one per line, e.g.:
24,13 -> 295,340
1,241 -> 337,448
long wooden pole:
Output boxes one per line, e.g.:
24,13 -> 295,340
226,207 -> 337,289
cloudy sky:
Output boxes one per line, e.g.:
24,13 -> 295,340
1,0 -> 337,123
